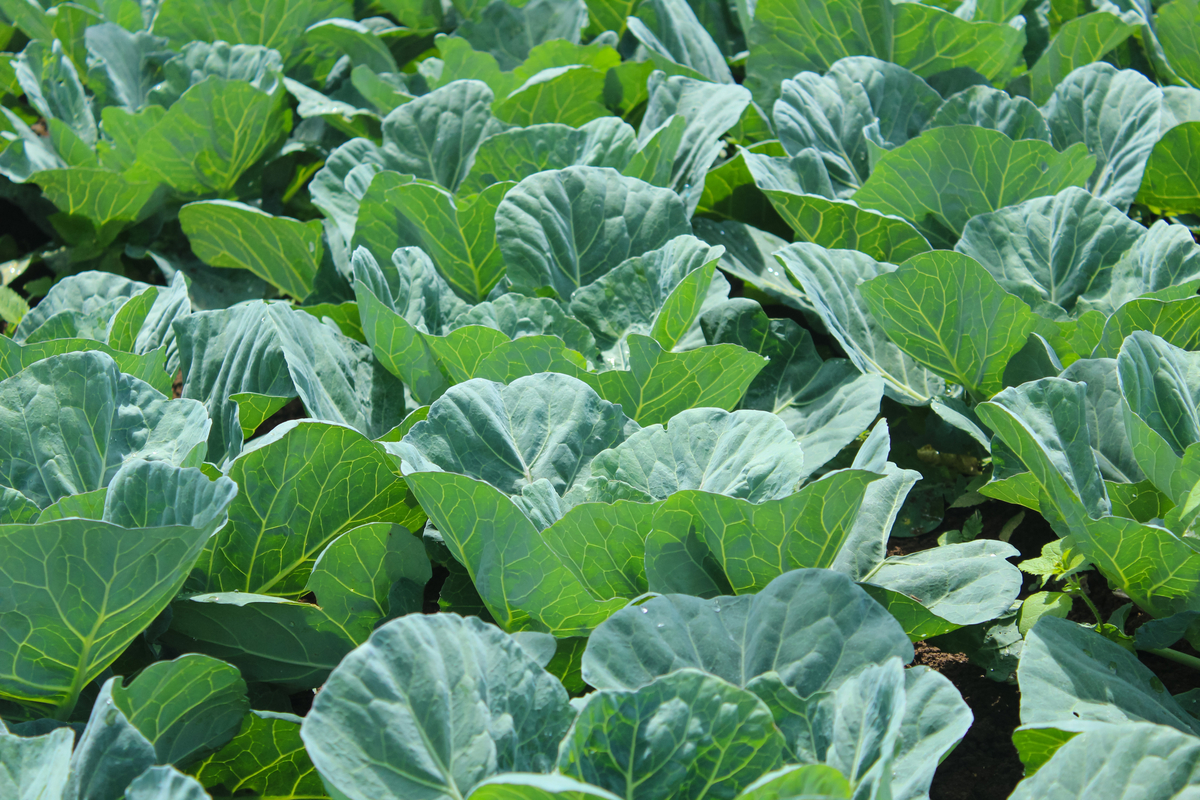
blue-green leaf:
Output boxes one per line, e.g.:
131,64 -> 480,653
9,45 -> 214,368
0,351 -> 209,508
558,669 -> 785,800
497,166 -> 691,300
301,613 -> 575,800
853,126 -> 1096,247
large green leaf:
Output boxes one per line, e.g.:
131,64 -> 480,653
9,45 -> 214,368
1059,357 -> 1144,483
0,338 -> 172,400
776,243 -> 944,405
852,126 -> 1096,247
264,304 -> 408,440
462,336 -> 594,388
456,0 -> 588,70
1042,64 -> 1165,210
351,245 -> 474,402
419,33 -> 511,92
356,290 -> 508,404
450,292 -> 599,362
927,85 -> 1050,142
773,658 -> 905,798
628,0 -> 733,84
101,459 -> 239,531
0,464 -> 235,715
773,57 -> 942,196
1076,220 -> 1200,316
1092,295 -> 1200,358
954,187 -> 1153,316
558,669 -> 785,800
1017,616 -> 1200,735
0,351 -> 209,509
643,471 -> 881,595
379,79 -> 502,191
106,285 -> 159,354
304,18 -> 400,74
0,724 -> 72,799
301,613 -> 575,800
494,67 -> 610,129
756,658 -> 966,800
64,677 -> 156,800
889,666 -> 975,800
591,335 -> 766,426
859,250 -> 1037,399
404,471 -> 627,634
635,75 -> 752,214
567,234 -> 724,359
742,150 -> 932,263
162,593 -> 358,691
701,299 -> 885,477
305,522 -> 431,642
536,499 -> 656,601
109,654 -> 248,767
197,420 -> 421,597
1010,723 -> 1200,800
1137,121 -> 1200,215
1029,13 -> 1138,105
396,373 -> 630,499
863,540 -> 1023,628
570,407 -> 805,504
151,0 -> 353,59
891,2 -> 1025,80
469,774 -> 623,800
355,171 -> 510,303
174,302 -> 294,466
736,766 -> 851,800
1116,331 -> 1200,499
581,568 -> 913,693
1158,0 -> 1200,88
14,270 -> 150,345
127,77 -> 290,198
147,41 -> 284,108
976,377 -> 1111,531
497,166 -> 691,300
458,118 -> 637,196
188,710 -> 328,800
124,766 -> 211,800
743,0 -> 893,108
180,200 -> 324,300
1069,515 -> 1200,619
32,168 -> 161,248
15,39 -> 95,147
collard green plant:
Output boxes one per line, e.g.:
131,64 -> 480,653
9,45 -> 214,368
2,0 -> 1200,796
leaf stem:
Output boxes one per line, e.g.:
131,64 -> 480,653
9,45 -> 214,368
1068,575 -> 1105,627
54,674 -> 86,722
1145,647 -> 1200,672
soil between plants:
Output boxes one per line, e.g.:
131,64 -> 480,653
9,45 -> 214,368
897,501 -> 1049,800
916,641 -> 1024,800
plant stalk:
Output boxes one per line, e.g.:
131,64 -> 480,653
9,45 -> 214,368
1145,647 -> 1200,672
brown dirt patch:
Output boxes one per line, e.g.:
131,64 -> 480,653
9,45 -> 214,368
916,641 -> 1025,800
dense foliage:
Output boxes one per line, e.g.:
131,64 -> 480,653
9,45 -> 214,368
0,0 -> 1199,797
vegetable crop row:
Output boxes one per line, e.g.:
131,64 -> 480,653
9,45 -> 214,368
0,0 -> 1199,797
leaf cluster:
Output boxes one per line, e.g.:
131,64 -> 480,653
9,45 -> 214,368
0,0 -> 1199,795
